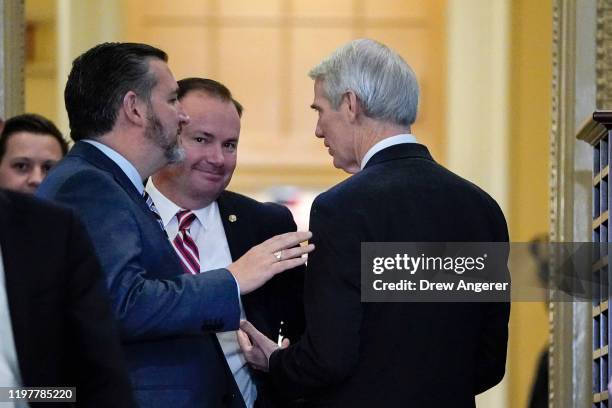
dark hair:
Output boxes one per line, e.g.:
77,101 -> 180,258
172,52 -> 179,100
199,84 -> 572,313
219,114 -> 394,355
177,78 -> 243,117
0,113 -> 68,160
64,42 -> 168,141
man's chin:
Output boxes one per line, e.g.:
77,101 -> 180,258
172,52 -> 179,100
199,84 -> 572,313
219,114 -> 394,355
333,158 -> 359,174
191,174 -> 228,194
191,185 -> 224,203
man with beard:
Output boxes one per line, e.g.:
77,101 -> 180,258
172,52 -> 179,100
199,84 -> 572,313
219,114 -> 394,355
37,42 -> 313,408
147,78 -> 305,408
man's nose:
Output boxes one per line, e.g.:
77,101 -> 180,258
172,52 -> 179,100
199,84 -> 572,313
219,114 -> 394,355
206,145 -> 224,167
28,167 -> 44,188
314,122 -> 323,138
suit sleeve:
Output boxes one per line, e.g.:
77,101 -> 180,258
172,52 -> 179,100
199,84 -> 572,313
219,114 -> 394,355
474,302 -> 510,393
64,209 -> 137,407
269,205 -> 306,343
54,171 -> 240,340
475,198 -> 511,394
269,196 -> 363,398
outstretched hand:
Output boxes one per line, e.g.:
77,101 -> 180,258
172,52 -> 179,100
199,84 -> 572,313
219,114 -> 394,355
228,231 -> 314,295
237,320 -> 289,372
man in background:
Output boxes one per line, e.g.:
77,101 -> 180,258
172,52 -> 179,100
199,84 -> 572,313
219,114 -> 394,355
38,42 -> 312,408
239,38 -> 510,407
148,77 -> 305,407
0,113 -> 67,194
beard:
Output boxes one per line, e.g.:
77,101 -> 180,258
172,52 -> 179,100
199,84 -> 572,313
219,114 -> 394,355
144,110 -> 185,164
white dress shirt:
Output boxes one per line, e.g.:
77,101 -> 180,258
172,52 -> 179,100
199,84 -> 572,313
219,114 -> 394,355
360,134 -> 418,170
0,246 -> 27,408
145,180 -> 257,407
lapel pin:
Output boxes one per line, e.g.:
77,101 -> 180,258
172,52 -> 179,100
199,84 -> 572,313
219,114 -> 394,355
229,214 -> 237,223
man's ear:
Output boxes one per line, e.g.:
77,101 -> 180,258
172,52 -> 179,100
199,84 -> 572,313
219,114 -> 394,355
343,90 -> 362,123
122,91 -> 147,127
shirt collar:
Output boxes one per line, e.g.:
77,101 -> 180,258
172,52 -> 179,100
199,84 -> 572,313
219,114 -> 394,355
145,179 -> 215,229
360,134 -> 417,170
82,139 -> 145,194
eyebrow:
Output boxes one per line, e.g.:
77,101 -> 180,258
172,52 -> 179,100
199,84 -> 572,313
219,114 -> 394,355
310,104 -> 320,110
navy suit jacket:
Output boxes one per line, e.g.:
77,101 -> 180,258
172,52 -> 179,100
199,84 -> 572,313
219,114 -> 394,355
269,143 -> 510,407
217,191 -> 305,407
0,189 -> 136,407
37,141 -> 244,408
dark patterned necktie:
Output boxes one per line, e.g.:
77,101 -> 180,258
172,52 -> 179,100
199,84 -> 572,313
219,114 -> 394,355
143,191 -> 166,232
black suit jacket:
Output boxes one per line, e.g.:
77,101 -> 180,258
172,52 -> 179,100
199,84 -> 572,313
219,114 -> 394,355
0,189 -> 136,407
269,144 -> 510,407
217,191 -> 306,407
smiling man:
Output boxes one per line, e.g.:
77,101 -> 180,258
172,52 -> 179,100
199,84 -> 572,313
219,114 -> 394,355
37,43 -> 312,408
148,78 -> 305,408
0,114 -> 67,194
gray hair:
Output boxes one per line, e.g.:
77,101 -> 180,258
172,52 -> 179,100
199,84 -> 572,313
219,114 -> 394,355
308,39 -> 419,126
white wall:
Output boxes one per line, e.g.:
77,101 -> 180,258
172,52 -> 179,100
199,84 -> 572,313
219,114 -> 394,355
56,0 -> 122,135
446,0 -> 510,216
446,0 -> 510,406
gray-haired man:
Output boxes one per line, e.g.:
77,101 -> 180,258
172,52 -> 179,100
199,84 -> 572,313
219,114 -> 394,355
239,38 -> 510,408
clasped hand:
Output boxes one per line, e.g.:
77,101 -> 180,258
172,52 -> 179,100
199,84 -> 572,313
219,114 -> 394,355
237,320 -> 289,372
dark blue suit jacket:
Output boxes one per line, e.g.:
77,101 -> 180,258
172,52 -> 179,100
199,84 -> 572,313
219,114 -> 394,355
37,142 -> 245,408
270,143 -> 510,407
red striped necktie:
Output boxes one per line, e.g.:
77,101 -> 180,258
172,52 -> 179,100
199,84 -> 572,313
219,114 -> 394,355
172,209 -> 200,275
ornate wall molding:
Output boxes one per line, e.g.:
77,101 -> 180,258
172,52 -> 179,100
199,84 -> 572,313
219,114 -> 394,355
550,0 -> 580,406
0,0 -> 24,118
551,1 -> 603,407
596,0 -> 612,108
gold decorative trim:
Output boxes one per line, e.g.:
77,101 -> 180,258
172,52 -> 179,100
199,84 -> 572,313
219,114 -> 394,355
596,0 -> 612,108
593,165 -> 609,186
594,391 -> 609,403
592,210 -> 609,229
576,115 -> 608,145
550,0 -> 577,406
0,0 -> 25,118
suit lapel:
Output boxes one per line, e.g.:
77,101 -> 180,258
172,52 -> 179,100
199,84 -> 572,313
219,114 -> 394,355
70,142 -> 166,237
217,192 -> 261,317
0,191 -> 31,383
70,142 -> 152,215
217,192 -> 253,262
